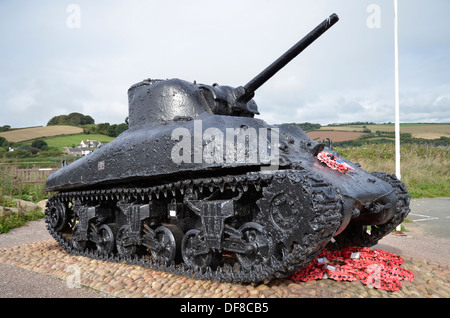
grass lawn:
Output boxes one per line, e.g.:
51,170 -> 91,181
43,134 -> 115,150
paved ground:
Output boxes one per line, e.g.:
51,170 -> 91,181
374,197 -> 450,265
0,198 -> 448,299
0,220 -> 106,298
406,197 -> 450,239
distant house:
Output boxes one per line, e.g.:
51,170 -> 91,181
64,147 -> 83,157
65,139 -> 102,157
79,140 -> 102,149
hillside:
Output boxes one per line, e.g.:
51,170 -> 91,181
0,126 -> 84,143
317,123 -> 450,139
43,134 -> 114,150
307,123 -> 450,145
307,131 -> 366,142
47,112 -> 94,126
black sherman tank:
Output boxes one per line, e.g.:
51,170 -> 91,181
45,14 -> 410,283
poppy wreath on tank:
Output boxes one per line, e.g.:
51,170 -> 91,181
317,151 -> 355,173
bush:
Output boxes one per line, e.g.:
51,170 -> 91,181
31,139 -> 48,150
0,164 -> 48,232
83,122 -> 128,137
0,165 -> 49,202
37,149 -> 63,157
5,148 -> 33,158
0,209 -> 45,233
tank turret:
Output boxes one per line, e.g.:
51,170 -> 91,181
127,13 -> 339,126
44,13 -> 410,283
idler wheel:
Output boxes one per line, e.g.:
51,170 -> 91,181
96,224 -> 116,255
116,225 -> 136,257
47,201 -> 68,232
181,229 -> 221,269
151,224 -> 183,263
236,222 -> 274,270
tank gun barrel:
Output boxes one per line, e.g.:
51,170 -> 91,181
236,13 -> 339,103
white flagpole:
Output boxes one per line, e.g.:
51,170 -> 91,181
394,0 -> 404,234
394,0 -> 401,180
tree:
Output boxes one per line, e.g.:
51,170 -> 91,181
0,125 -> 11,132
107,123 -> 129,137
31,139 -> 48,150
0,136 -> 7,147
115,123 -> 128,136
286,122 -> 321,132
97,123 -> 110,135
47,112 -> 95,126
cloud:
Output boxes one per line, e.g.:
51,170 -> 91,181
0,0 -> 449,128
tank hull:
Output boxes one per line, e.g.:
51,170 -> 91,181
47,118 -> 397,230
46,113 -> 274,191
47,118 -> 391,197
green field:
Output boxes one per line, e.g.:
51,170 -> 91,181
42,134 -> 115,150
336,143 -> 450,198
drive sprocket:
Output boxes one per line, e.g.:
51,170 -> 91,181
256,170 -> 344,276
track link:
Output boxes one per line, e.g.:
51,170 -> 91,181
45,169 -> 344,283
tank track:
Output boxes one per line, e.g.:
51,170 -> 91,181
45,169 -> 343,283
326,172 -> 411,250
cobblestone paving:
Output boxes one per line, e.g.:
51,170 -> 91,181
1,240 -> 449,298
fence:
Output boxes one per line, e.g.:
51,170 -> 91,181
14,168 -> 59,184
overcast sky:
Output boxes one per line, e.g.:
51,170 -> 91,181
1,0 -> 449,128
